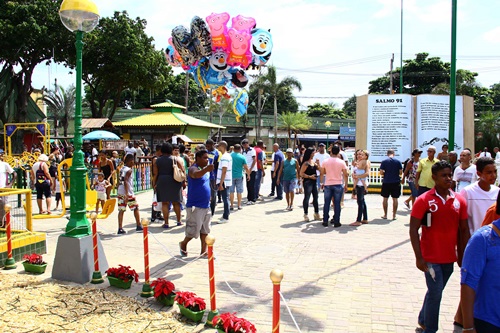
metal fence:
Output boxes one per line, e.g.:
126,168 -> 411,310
0,188 -> 33,231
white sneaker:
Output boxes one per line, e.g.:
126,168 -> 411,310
218,218 -> 229,224
303,214 -> 309,222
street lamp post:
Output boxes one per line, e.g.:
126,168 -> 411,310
59,0 -> 99,237
52,0 -> 105,284
325,121 -> 332,148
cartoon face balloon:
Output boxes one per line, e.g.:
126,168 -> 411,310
206,12 -> 230,50
231,15 -> 256,32
226,28 -> 252,68
209,48 -> 229,72
250,28 -> 273,67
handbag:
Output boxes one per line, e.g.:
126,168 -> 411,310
172,157 -> 186,182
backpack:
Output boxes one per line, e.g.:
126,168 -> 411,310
35,162 -> 48,184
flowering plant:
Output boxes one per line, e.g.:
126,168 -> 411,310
150,278 -> 175,299
213,312 -> 257,333
23,253 -> 46,265
105,265 -> 139,283
174,291 -> 206,311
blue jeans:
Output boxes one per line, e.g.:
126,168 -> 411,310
356,185 -> 367,221
254,169 -> 263,200
219,185 -> 230,220
418,263 -> 454,333
408,181 -> 418,198
276,175 -> 283,199
323,185 -> 344,224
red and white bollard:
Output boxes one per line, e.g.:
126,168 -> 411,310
3,204 -> 16,269
90,212 -> 103,283
205,235 -> 219,326
270,269 -> 284,333
140,218 -> 153,297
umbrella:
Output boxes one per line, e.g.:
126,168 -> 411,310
82,130 -> 120,140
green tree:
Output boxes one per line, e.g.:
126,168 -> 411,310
369,53 -> 450,95
342,95 -> 357,118
252,65 -> 302,142
0,0 -> 71,124
279,111 -> 311,148
475,111 -> 500,151
42,85 -> 76,137
79,11 -> 170,119
489,83 -> 500,112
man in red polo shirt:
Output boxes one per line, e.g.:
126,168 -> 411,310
409,160 -> 470,333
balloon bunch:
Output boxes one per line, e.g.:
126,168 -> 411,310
166,13 -> 273,122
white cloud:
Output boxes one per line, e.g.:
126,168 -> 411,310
483,27 -> 500,44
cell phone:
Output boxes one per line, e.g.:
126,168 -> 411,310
421,211 -> 432,227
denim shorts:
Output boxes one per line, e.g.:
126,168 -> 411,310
230,177 -> 244,194
408,181 -> 418,197
282,179 -> 297,193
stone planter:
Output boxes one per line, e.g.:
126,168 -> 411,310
107,276 -> 133,289
22,262 -> 47,274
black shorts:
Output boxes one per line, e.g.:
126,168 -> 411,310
55,193 -> 62,201
35,182 -> 52,200
381,182 -> 401,198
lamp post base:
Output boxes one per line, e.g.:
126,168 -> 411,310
52,234 -> 108,284
91,271 -> 104,284
140,283 -> 154,298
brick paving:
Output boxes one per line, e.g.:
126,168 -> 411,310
4,173 -> 463,332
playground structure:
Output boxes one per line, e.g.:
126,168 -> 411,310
3,122 -> 51,156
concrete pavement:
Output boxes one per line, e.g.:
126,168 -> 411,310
3,173 -> 463,332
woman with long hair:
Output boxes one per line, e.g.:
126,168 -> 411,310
98,150 -> 115,199
299,147 -> 321,222
153,142 -> 185,228
350,150 -> 371,226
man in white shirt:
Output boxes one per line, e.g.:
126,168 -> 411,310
479,147 -> 491,158
459,157 -> 499,235
494,147 -> 500,161
314,143 -> 329,190
0,149 -> 17,226
241,139 -> 257,204
216,141 -> 232,223
134,142 -> 144,162
453,149 -> 478,192
123,141 -> 136,158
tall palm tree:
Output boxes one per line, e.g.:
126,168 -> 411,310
279,111 -> 311,148
43,85 -> 76,137
253,65 -> 302,142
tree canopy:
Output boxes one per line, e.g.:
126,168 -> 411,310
77,11 -> 170,119
307,102 -> 348,119
0,0 -> 71,123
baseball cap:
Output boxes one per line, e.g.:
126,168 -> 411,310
412,148 -> 423,156
318,143 -> 326,147
0,149 -> 4,154
38,154 -> 49,162
286,148 -> 293,153
427,145 -> 437,152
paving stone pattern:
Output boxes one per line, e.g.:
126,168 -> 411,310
6,173 -> 463,332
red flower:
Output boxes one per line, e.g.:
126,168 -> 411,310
105,265 -> 139,283
23,253 -> 46,265
213,312 -> 257,333
150,278 -> 175,299
174,291 -> 206,311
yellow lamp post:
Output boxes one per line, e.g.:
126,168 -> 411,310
59,0 -> 99,237
52,0 -> 105,285
325,121 -> 332,148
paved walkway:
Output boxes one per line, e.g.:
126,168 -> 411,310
4,173 -> 462,332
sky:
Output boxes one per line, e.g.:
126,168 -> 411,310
32,0 -> 500,109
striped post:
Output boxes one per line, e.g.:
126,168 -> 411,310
205,235 -> 219,326
270,269 -> 284,333
140,218 -> 153,297
90,212 -> 104,283
3,204 -> 16,269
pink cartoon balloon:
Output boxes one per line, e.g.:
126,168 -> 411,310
226,28 -> 252,68
206,12 -> 230,51
231,15 -> 256,32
